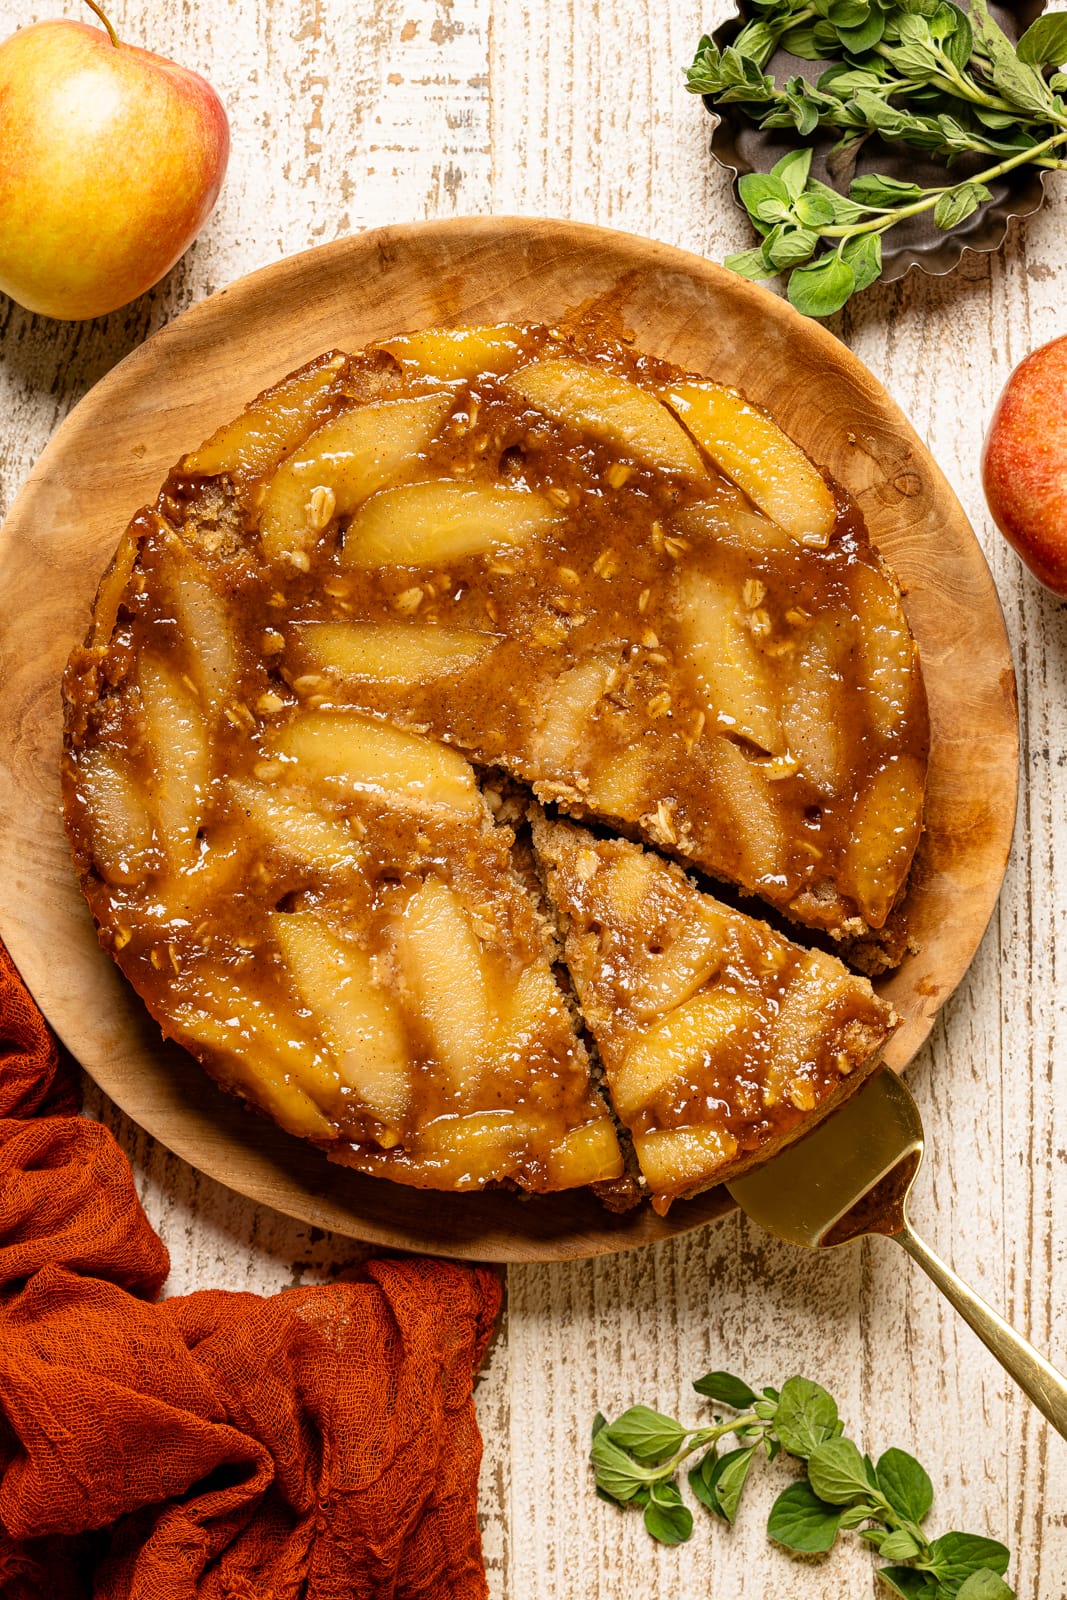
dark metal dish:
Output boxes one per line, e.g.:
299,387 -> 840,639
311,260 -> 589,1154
703,0 -> 1050,282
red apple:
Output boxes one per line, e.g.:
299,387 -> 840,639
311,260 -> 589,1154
982,334 -> 1067,600
0,1 -> 229,321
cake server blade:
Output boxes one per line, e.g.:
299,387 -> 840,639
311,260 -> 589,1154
727,1067 -> 1067,1438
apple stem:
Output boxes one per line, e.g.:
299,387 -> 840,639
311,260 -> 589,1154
80,0 -> 120,47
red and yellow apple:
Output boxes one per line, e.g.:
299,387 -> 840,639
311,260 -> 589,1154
0,3 -> 229,321
982,334 -> 1067,600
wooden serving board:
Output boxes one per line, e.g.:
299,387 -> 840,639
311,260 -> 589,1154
0,217 -> 1019,1262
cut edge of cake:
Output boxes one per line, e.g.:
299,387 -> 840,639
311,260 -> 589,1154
529,807 -> 899,1213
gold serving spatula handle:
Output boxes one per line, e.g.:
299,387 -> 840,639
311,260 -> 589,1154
895,1221 -> 1067,1439
727,1067 -> 1067,1441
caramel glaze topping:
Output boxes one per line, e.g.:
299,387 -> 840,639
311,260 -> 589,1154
531,814 -> 896,1213
61,318 -> 925,1201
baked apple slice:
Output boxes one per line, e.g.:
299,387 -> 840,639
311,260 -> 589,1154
532,812 -> 896,1213
71,749 -> 158,887
259,394 -> 454,562
296,620 -> 500,683
674,568 -> 784,755
136,654 -> 212,871
342,479 -> 562,567
181,353 -> 348,480
380,323 -> 526,381
504,357 -> 705,475
665,381 -> 836,547
266,709 -> 482,816
272,909 -> 412,1128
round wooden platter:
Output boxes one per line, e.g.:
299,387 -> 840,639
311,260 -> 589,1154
0,217 -> 1018,1263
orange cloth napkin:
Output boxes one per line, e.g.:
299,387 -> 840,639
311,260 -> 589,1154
0,941 -> 502,1599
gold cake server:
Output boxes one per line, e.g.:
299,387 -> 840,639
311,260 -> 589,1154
727,1067 -> 1067,1437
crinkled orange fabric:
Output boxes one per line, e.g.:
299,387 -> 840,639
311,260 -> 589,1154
0,940 -> 503,1600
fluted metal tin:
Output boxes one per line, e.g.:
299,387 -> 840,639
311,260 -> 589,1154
704,0 -> 1051,281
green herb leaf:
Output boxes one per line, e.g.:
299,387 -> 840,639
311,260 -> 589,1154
884,39 -> 941,80
782,76 -> 838,135
767,1479 -> 843,1553
793,189 -> 838,226
714,1444 -> 758,1522
879,1529 -> 922,1561
897,12 -> 932,46
643,1480 -> 694,1546
766,225 -> 820,268
877,1569 -> 939,1599
876,1448 -> 934,1525
693,1444 -> 758,1523
688,1454 -> 725,1518
808,178 -> 866,223
972,106 -> 1024,132
692,1371 -> 759,1408
840,232 -> 883,293
837,10 -> 887,52
773,1375 -> 842,1456
942,4 -> 974,69
738,175 -> 791,236
724,245 -> 774,280
753,197 -> 794,223
808,1437 -> 875,1504
828,0 -> 872,30
589,1430 -> 648,1503
928,3 -> 962,46
955,1570 -> 1016,1599
933,180 -> 991,228
1017,12 -> 1067,66
780,22 -> 825,58
920,1532 -> 1011,1585
812,17 -> 841,53
969,0 -> 1055,117
606,1404 -> 688,1463
788,252 -> 856,316
819,63 -> 887,97
592,1411 -> 608,1441
849,173 -> 925,206
734,17 -> 782,68
772,145 -> 814,199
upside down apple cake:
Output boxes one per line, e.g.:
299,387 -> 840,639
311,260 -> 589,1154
61,317 -> 926,1209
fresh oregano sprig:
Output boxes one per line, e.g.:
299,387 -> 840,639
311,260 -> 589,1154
686,0 -> 1067,314
591,1372 -> 1014,1597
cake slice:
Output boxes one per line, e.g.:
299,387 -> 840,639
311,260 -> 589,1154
531,812 -> 897,1213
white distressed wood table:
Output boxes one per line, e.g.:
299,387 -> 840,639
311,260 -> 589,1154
1,1 -> 1065,1593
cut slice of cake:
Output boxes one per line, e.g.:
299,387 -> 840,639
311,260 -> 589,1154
530,811 -> 898,1213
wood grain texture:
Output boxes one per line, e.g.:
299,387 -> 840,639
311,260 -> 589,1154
0,0 -> 1064,1593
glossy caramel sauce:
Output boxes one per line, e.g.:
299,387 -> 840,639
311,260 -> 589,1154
532,814 -> 895,1211
62,319 -> 925,1200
